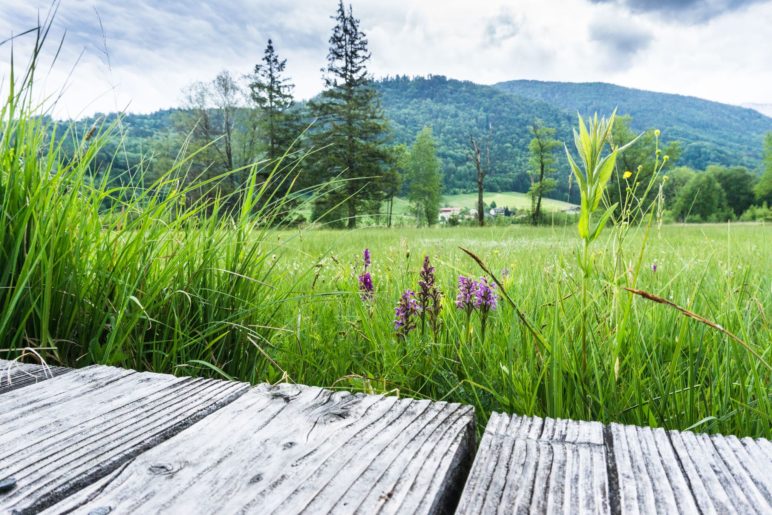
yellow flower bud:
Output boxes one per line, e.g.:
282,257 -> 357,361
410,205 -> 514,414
654,129 -> 661,137
623,171 -> 632,179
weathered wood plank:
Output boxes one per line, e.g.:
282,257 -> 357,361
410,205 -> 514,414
455,413 -> 609,514
45,383 -> 475,515
458,412 -> 771,514
609,423 -> 699,514
0,365 -> 248,514
0,358 -> 70,395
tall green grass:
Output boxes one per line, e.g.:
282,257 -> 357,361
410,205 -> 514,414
265,224 -> 770,438
1,32 -> 305,381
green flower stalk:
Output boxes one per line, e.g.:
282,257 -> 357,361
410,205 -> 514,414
565,111 -> 636,370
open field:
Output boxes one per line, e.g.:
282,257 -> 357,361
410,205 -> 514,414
259,223 -> 771,437
440,191 -> 577,211
386,192 -> 577,222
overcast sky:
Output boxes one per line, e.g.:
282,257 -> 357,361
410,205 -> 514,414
1,0 -> 771,118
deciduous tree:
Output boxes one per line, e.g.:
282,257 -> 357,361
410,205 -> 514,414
706,165 -> 756,216
408,127 -> 442,226
755,132 -> 772,205
527,120 -> 560,224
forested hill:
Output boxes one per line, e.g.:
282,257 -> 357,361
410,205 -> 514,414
67,76 -> 772,199
494,80 -> 772,170
375,76 -> 574,195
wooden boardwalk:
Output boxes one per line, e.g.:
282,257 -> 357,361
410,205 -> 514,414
0,359 -> 769,514
456,413 -> 772,514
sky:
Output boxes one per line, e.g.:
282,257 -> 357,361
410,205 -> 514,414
1,0 -> 771,118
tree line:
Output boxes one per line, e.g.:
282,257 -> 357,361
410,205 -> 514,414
146,1 -> 445,228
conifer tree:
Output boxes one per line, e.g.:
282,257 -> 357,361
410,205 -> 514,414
309,1 -> 391,228
248,39 -> 298,164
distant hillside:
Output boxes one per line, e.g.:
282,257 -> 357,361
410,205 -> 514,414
66,76 -> 772,200
375,76 -> 575,197
743,103 -> 772,118
494,80 -> 772,170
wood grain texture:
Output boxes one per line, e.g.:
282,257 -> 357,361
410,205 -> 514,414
0,365 -> 248,514
457,413 -> 772,514
45,383 -> 475,515
668,429 -> 772,514
0,359 -> 70,395
455,413 -> 610,514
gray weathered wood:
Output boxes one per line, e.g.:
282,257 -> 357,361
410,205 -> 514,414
457,412 -> 771,514
668,428 -> 772,514
0,358 -> 70,395
44,383 -> 475,515
0,365 -> 248,514
455,413 -> 609,514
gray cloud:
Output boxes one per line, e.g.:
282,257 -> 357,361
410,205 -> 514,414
589,0 -> 767,22
484,9 -> 522,45
1,0 -> 770,116
589,21 -> 652,64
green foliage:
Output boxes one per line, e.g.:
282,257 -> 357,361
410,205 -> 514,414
248,39 -> 302,165
609,115 -> 679,219
706,165 -> 757,217
662,166 -> 697,207
565,112 -> 623,246
375,75 -> 575,198
755,133 -> 772,205
527,120 -> 561,224
740,203 -> 772,222
673,173 -> 732,222
308,1 -> 392,228
407,127 -> 442,226
1,51 -> 303,380
496,80 -> 772,170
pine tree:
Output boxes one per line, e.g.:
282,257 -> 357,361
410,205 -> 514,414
527,119 -> 560,224
309,1 -> 391,228
248,39 -> 298,164
408,127 -> 442,226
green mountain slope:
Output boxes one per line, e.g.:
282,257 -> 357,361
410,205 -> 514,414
494,80 -> 772,170
375,76 -> 575,197
65,76 -> 772,202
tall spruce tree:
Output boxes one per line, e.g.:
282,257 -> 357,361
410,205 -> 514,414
309,1 -> 391,228
248,39 -> 298,163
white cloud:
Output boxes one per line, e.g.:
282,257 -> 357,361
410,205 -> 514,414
0,0 -> 769,118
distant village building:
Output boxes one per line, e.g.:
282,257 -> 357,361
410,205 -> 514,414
439,207 -> 462,222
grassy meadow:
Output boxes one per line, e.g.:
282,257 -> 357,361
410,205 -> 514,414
262,224 -> 771,438
440,191 -> 576,212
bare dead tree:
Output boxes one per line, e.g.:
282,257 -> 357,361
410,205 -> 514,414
469,128 -> 491,227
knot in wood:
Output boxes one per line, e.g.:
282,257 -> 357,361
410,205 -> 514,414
87,507 -> 112,515
148,463 -> 181,476
0,477 -> 16,494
